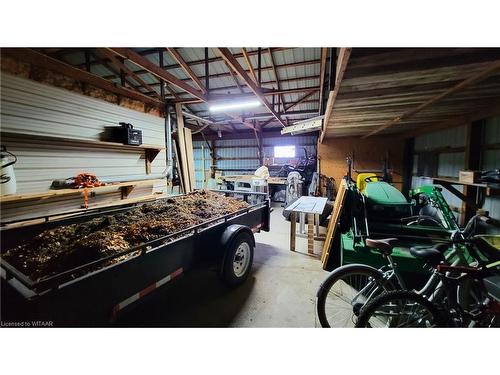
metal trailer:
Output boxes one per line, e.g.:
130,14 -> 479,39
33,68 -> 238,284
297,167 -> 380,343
0,191 -> 270,326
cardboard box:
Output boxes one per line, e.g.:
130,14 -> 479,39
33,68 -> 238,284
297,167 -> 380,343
459,170 -> 481,184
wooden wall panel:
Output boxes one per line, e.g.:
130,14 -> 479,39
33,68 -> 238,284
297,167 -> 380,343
318,135 -> 405,190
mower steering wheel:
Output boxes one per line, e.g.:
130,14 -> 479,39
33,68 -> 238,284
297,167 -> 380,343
364,176 -> 384,183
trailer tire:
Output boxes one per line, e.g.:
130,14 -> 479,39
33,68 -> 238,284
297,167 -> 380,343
221,231 -> 254,287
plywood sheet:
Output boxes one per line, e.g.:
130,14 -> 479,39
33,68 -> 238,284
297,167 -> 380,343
321,179 -> 347,269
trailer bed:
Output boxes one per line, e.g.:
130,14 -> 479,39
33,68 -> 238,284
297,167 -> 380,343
1,191 -> 270,325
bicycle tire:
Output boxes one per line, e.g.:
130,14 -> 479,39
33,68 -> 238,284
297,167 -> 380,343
355,290 -> 448,328
316,264 -> 395,327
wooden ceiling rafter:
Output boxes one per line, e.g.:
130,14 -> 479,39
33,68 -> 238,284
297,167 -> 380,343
227,67 -> 245,93
107,48 -> 207,101
172,86 -> 320,104
362,59 -> 500,138
2,48 -> 163,108
267,47 -> 285,113
319,48 -> 352,143
63,47 -> 293,70
284,91 -> 318,112
166,47 -> 207,94
217,48 -> 287,128
93,57 -> 322,85
241,48 -> 259,84
318,47 -> 328,115
399,101 -> 500,139
95,48 -> 161,99
125,73 -> 322,97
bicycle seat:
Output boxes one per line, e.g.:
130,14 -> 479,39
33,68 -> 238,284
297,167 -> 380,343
410,245 -> 446,266
365,238 -> 399,255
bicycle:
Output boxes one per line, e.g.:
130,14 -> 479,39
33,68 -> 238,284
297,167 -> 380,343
354,242 -> 500,328
316,214 -> 495,327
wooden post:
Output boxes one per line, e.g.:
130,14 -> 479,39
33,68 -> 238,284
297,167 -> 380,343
211,140 -> 216,178
184,127 -> 196,190
307,213 -> 315,254
290,212 -> 296,252
462,120 -> 484,224
175,103 -> 191,192
201,145 -> 205,188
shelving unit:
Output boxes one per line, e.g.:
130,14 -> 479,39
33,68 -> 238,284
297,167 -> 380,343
0,179 -> 167,204
432,177 -> 500,211
1,131 -> 165,175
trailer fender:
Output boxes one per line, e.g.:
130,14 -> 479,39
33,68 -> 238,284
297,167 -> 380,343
219,224 -> 255,277
220,224 -> 255,249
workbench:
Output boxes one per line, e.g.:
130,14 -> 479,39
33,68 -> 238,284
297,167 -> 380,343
287,196 -> 327,255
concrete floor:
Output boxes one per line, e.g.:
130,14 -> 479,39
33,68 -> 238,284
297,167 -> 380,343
118,203 -> 329,327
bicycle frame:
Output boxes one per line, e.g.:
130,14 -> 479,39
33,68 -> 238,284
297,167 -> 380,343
435,265 -> 495,327
353,243 -> 470,310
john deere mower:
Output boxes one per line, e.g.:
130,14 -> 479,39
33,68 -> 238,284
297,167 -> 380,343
327,158 -> 464,284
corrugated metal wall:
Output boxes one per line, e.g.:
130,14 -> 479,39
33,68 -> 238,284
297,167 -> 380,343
482,117 -> 500,231
1,72 -> 166,221
412,119 -> 500,230
193,134 -> 317,189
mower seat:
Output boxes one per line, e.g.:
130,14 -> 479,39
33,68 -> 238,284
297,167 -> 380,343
356,173 -> 378,193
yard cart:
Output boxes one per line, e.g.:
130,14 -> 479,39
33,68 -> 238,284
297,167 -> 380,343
0,190 -> 270,326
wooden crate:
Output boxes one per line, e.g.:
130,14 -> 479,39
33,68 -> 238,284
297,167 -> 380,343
458,170 -> 481,184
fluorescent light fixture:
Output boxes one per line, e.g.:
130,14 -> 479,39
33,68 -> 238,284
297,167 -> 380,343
209,100 -> 261,113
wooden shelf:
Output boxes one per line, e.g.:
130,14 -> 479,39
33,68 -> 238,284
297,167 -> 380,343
0,179 -> 167,204
1,131 -> 164,152
432,177 -> 500,196
2,131 -> 165,177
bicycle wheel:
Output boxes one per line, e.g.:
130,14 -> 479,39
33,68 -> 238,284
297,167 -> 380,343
316,264 -> 394,327
355,290 -> 445,328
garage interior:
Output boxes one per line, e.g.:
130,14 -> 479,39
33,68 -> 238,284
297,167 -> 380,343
1,47 -> 500,328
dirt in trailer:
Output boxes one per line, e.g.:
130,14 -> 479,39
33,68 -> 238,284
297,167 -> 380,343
2,191 -> 249,282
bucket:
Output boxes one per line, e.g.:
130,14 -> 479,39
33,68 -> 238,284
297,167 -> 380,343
1,146 -> 17,195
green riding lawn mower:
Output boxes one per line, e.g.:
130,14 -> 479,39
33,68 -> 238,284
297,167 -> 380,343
325,158 -> 499,288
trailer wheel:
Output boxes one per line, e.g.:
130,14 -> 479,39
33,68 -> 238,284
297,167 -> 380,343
222,232 -> 254,286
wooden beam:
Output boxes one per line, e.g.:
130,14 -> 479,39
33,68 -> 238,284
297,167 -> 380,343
96,48 -> 161,99
2,48 -> 163,108
217,48 -> 287,128
130,75 -> 322,98
108,48 -> 207,101
175,103 -> 191,192
284,91 -> 317,112
219,86 -> 319,98
167,47 -> 207,93
226,114 -> 261,132
96,57 -> 322,85
319,48 -> 352,143
241,48 -> 258,84
259,118 -> 275,129
363,59 -> 500,138
227,67 -> 244,93
318,47 -> 328,115
268,47 -> 285,113
400,101 -> 500,139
